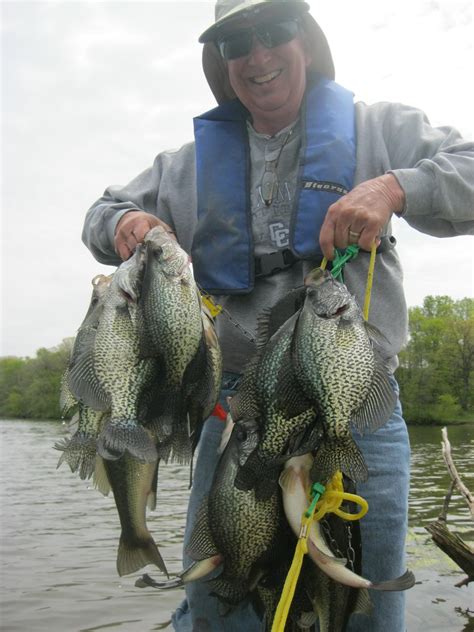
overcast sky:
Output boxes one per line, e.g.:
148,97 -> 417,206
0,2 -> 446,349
2,0 -> 473,358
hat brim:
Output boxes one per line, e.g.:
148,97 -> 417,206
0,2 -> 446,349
202,12 -> 335,104
199,0 -> 310,43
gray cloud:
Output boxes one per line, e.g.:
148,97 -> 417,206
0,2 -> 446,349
2,0 -> 472,357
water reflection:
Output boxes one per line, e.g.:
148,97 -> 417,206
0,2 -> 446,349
0,419 -> 472,631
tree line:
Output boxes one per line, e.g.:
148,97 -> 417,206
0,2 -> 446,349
0,296 -> 472,424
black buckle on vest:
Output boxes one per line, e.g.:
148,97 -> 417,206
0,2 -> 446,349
255,249 -> 298,278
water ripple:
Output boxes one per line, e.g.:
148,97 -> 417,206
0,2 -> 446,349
1,419 -> 472,631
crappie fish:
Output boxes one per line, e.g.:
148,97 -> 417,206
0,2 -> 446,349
138,227 -> 205,450
230,290 -> 323,499
102,448 -> 167,577
188,417 -> 286,604
56,275 -> 113,478
68,251 -> 159,463
66,273 -> 112,412
292,268 -> 397,484
141,417 -> 285,605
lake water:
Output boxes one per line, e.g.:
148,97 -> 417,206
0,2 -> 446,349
0,419 -> 472,631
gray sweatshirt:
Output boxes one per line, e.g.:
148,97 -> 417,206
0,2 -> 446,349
82,100 -> 474,373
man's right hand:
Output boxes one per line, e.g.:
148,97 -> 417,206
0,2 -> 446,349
114,211 -> 175,260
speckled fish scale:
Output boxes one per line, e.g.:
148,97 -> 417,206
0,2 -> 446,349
293,269 -> 397,484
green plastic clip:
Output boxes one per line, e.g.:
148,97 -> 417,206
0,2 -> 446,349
330,245 -> 360,282
305,482 -> 326,518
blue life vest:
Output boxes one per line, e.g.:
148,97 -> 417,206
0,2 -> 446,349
192,74 -> 356,294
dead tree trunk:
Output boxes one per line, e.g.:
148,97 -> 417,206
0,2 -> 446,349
425,427 -> 474,587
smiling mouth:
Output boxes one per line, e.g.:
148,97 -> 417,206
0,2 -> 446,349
250,69 -> 282,85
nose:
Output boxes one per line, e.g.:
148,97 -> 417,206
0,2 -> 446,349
246,34 -> 272,65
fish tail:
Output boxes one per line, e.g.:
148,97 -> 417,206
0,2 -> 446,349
312,436 -> 368,484
54,433 -> 97,479
371,569 -> 416,592
117,534 -> 168,577
98,420 -> 157,463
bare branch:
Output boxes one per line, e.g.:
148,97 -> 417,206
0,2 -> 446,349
441,426 -> 474,520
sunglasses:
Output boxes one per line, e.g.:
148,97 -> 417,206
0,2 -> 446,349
216,19 -> 300,61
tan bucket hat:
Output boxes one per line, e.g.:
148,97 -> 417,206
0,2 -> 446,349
200,0 -> 335,104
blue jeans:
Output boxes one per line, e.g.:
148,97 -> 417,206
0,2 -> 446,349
172,375 -> 410,632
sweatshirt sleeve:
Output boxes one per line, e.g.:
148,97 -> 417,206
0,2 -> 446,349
380,103 -> 474,237
82,143 -> 195,265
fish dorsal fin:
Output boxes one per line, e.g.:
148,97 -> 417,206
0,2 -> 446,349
186,498 -> 220,561
255,286 -> 306,349
67,349 -> 110,412
350,358 -> 397,435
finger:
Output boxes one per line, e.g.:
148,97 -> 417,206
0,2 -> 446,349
334,218 -> 353,250
358,228 -> 381,252
116,239 -> 132,261
130,220 -> 151,243
319,209 -> 338,260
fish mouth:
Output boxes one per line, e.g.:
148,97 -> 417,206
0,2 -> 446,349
316,303 -> 349,319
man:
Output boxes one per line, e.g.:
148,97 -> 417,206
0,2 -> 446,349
83,1 -> 474,630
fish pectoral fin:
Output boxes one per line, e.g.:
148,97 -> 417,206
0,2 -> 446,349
278,467 -> 298,494
350,360 -> 397,435
364,321 -> 391,347
93,456 -> 111,496
370,569 -> 416,592
353,587 -> 373,615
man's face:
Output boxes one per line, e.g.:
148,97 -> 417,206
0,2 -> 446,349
222,16 -> 311,134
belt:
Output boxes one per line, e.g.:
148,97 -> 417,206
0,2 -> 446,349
254,237 -> 396,279
255,249 -> 302,278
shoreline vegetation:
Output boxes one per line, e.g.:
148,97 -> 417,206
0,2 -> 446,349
1,295 -> 472,425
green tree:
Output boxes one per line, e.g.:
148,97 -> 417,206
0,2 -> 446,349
0,340 -> 72,420
397,296 -> 474,423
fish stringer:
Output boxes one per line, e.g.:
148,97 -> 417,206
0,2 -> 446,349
271,472 -> 369,632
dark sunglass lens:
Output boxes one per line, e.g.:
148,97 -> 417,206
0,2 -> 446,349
218,30 -> 253,60
257,20 -> 299,49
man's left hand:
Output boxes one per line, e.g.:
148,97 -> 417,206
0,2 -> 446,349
319,174 -> 405,260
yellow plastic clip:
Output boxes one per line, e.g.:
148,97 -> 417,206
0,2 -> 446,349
200,293 -> 222,318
